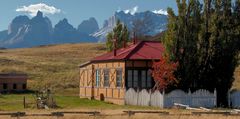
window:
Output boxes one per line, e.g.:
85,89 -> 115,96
116,69 -> 122,87
141,70 -> 147,88
104,69 -> 109,87
133,70 -> 138,88
22,84 -> 26,89
126,69 -> 154,89
3,83 -> 7,89
147,70 -> 152,88
13,84 -> 17,89
127,70 -> 132,87
96,69 -> 100,87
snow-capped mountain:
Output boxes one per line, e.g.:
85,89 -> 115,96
92,11 -> 168,42
0,11 -> 97,48
0,10 -> 168,48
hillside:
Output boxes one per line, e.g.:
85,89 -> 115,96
0,43 -> 106,94
0,43 -> 239,94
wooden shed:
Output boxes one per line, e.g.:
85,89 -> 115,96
0,73 -> 28,93
79,41 -> 164,104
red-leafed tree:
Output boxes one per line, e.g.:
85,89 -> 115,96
151,55 -> 178,91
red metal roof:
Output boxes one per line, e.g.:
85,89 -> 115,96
92,41 -> 165,62
0,73 -> 28,79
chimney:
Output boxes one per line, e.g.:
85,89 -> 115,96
113,38 -> 117,56
123,40 -> 126,48
133,32 -> 137,44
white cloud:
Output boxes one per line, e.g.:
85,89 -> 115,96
16,3 -> 61,16
152,9 -> 168,15
124,6 -> 138,15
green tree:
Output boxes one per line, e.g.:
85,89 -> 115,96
106,20 -> 130,51
164,0 -> 202,89
234,0 -> 240,49
163,8 -> 177,60
163,0 -> 240,106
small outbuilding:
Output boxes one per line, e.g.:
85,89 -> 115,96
0,73 -> 28,93
79,41 -> 164,104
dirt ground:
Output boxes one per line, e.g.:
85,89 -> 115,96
1,109 -> 240,119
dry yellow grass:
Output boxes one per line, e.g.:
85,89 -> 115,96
0,43 -> 106,94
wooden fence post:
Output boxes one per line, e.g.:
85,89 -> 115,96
227,90 -> 231,107
149,89 -> 152,106
214,88 -> 217,107
23,96 -> 26,109
163,90 -> 165,108
137,88 -> 139,105
188,89 -> 191,106
51,97 -> 54,108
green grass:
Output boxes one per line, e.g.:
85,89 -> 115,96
0,94 -> 159,111
0,94 -> 35,111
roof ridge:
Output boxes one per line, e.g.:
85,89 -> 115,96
113,43 -> 137,57
124,41 -> 145,59
89,40 -> 164,62
144,42 -> 164,51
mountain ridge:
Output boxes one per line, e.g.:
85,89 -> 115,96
92,10 -> 168,42
0,11 -> 98,48
0,10 -> 168,48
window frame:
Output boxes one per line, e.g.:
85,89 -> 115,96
126,68 -> 154,89
116,69 -> 123,87
127,70 -> 133,88
95,69 -> 100,87
103,69 -> 110,87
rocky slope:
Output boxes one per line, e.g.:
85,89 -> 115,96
92,11 -> 168,42
0,11 -> 97,48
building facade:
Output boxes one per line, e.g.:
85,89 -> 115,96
79,41 -> 164,104
0,74 -> 27,93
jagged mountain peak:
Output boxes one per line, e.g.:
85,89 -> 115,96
61,18 -> 68,23
8,15 -> 30,35
92,11 -> 168,42
11,15 -> 30,23
78,17 -> 99,35
36,11 -> 43,17
52,18 -> 97,44
55,18 -> 75,31
89,17 -> 97,21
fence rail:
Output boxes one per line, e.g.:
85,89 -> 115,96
0,111 -> 100,118
125,88 -> 217,108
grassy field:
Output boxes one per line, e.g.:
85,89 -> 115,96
0,43 -> 239,92
0,93 -> 160,111
0,43 -> 106,94
1,94 -> 240,119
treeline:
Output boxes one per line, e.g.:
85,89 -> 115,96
164,0 -> 240,106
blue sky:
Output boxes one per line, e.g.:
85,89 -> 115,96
0,0 -> 177,31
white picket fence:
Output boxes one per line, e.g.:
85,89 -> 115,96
229,91 -> 240,108
125,88 -> 217,108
